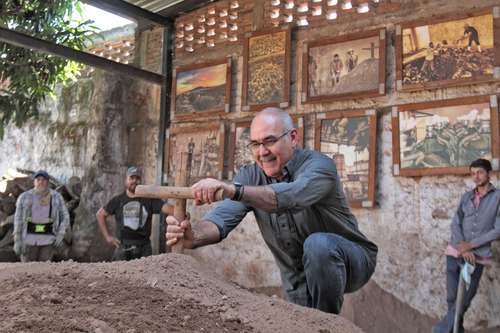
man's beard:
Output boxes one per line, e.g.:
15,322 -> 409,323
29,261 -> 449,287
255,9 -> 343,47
475,178 -> 489,187
128,184 -> 137,193
34,186 -> 49,195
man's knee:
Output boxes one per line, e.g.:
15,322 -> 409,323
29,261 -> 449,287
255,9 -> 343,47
303,233 -> 344,264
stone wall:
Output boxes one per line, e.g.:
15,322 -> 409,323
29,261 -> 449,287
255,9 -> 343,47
0,67 -> 161,261
167,0 -> 500,331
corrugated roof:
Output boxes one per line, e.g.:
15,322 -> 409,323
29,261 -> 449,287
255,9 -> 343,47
124,0 -> 185,13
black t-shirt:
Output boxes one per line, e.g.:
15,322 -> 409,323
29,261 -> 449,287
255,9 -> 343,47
104,192 -> 164,244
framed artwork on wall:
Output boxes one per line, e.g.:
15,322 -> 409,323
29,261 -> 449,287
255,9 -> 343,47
166,123 -> 226,186
392,95 -> 500,177
172,58 -> 232,119
227,115 -> 304,179
302,29 -> 386,103
241,27 -> 291,112
314,110 -> 377,208
395,7 -> 500,91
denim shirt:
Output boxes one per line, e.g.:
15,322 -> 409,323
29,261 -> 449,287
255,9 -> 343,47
204,148 -> 378,292
450,184 -> 500,257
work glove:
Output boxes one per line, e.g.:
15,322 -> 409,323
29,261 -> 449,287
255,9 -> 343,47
13,242 -> 21,256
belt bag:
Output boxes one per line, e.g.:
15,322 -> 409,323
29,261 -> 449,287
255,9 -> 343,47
27,220 -> 54,235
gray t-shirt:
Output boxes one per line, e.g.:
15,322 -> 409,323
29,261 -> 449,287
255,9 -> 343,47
204,148 -> 378,292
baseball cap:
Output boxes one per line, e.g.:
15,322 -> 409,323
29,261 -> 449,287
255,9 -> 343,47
33,170 -> 50,179
126,166 -> 142,177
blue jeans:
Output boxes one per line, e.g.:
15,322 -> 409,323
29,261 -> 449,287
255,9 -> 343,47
432,256 -> 484,333
288,232 -> 375,314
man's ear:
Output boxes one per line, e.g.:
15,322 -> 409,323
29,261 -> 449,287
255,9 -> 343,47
290,128 -> 299,146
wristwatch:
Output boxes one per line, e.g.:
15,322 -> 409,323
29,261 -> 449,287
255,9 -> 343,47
232,182 -> 244,201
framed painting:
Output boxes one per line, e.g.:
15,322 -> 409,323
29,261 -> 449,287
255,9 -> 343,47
241,27 -> 291,112
396,7 -> 500,91
303,29 -> 386,103
166,123 -> 226,186
172,58 -> 232,119
392,95 -> 500,177
314,110 -> 377,208
227,115 -> 304,179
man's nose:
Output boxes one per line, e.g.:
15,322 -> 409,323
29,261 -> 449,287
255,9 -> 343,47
257,143 -> 270,155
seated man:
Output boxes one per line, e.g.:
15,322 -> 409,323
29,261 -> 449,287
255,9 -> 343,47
167,108 -> 378,314
96,167 -> 172,261
433,159 -> 500,333
13,170 -> 69,262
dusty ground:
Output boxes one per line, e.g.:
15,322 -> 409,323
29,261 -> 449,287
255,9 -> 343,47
0,254 -> 362,333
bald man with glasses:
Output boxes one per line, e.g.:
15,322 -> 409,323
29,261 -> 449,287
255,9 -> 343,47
166,107 -> 377,314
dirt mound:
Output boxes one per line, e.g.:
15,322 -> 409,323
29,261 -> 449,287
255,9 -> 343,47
0,254 -> 362,333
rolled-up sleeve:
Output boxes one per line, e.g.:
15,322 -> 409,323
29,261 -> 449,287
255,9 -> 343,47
270,155 -> 337,213
202,171 -> 251,239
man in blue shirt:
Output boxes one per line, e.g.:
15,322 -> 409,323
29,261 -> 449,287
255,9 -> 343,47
433,159 -> 500,333
166,108 -> 377,314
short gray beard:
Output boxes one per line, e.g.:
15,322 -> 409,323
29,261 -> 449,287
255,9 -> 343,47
34,186 -> 49,195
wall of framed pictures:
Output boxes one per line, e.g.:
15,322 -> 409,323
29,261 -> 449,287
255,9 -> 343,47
166,2 -> 500,330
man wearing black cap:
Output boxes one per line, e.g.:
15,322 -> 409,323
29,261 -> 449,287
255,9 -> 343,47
13,170 -> 70,262
96,166 -> 173,261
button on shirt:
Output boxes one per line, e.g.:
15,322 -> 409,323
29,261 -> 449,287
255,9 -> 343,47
450,184 -> 500,258
204,148 -> 378,293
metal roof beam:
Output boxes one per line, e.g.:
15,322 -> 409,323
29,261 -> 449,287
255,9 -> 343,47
0,27 -> 164,85
82,0 -> 171,26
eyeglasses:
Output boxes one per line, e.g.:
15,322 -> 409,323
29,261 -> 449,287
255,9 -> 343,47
247,130 -> 292,151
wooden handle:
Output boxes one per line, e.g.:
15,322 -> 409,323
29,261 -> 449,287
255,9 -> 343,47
172,198 -> 186,253
134,185 -> 195,200
134,185 -> 225,201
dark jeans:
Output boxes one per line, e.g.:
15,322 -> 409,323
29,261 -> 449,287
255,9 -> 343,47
287,232 -> 375,314
112,241 -> 152,261
432,256 -> 484,333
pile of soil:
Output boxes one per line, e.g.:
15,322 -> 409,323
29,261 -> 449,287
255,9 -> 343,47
0,254 -> 362,333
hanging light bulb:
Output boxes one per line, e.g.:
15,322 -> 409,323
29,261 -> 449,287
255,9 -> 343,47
197,25 -> 205,34
285,0 -> 294,9
327,0 -> 338,5
197,36 -> 206,44
271,8 -> 280,19
198,15 -> 206,23
219,20 -> 227,28
185,34 -> 194,41
207,39 -> 215,47
207,29 -> 216,36
229,11 -> 238,20
229,35 -> 238,42
230,1 -> 239,9
185,23 -> 194,31
207,17 -> 216,26
220,9 -> 228,17
185,44 -> 194,52
271,0 -> 280,5
284,13 -> 293,23
312,6 -> 322,15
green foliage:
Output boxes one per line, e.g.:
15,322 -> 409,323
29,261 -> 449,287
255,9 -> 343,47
0,0 -> 99,137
